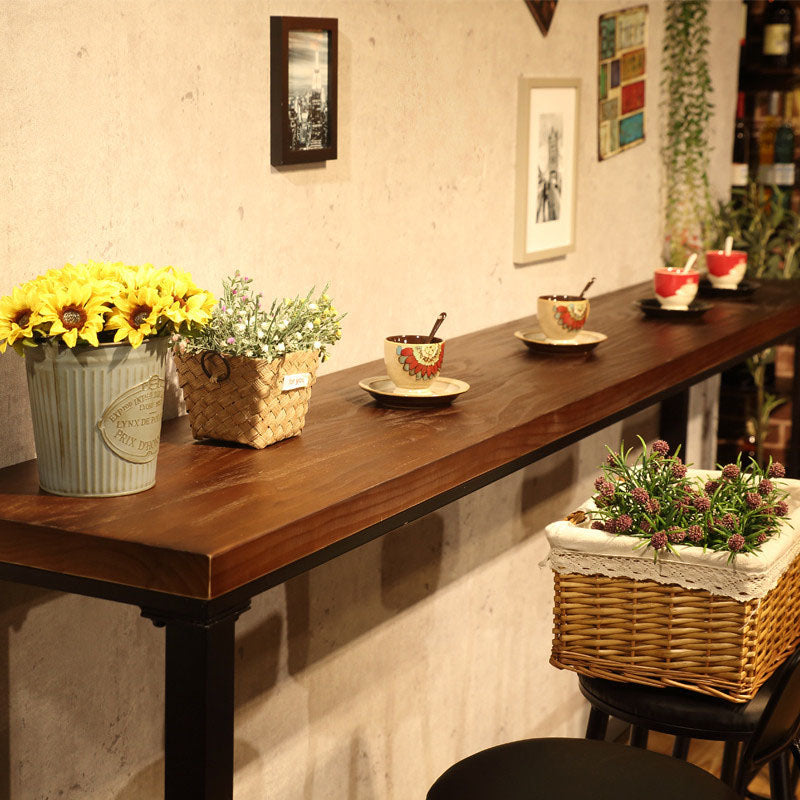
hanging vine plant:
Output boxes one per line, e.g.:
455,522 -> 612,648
662,0 -> 714,267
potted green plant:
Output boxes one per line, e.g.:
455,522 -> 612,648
705,181 -> 800,465
547,438 -> 799,702
174,271 -> 344,449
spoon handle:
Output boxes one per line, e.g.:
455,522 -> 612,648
428,312 -> 447,342
579,277 -> 596,299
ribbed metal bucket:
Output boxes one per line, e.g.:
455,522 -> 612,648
25,338 -> 169,497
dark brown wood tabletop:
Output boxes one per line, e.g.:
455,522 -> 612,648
0,280 -> 798,599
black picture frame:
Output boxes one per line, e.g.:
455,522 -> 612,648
270,16 -> 338,166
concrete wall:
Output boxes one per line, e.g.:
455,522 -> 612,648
0,1 -> 739,797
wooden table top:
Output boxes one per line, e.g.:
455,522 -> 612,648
0,280 -> 798,600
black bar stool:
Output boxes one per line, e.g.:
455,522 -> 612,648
578,644 -> 800,798
427,737 -> 739,799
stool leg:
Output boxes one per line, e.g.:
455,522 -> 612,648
768,751 -> 792,800
720,740 -> 739,786
790,741 -> 800,793
672,736 -> 691,760
630,725 -> 649,749
585,706 -> 609,741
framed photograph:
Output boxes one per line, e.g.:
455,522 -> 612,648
513,77 -> 580,264
270,16 -> 338,166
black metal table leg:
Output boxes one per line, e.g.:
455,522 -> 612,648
659,389 -> 690,455
143,601 -> 250,800
788,334 -> 800,478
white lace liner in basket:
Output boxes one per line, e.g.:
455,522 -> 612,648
545,470 -> 800,602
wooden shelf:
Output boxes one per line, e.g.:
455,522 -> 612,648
0,280 -> 798,601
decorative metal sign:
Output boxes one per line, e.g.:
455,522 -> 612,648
98,375 -> 166,464
598,5 -> 648,160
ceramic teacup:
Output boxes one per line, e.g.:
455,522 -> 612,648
654,267 -> 699,310
706,250 -> 747,290
537,295 -> 589,342
384,335 -> 445,390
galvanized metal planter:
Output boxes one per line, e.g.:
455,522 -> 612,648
25,338 -> 169,497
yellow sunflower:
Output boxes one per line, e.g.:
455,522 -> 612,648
161,269 -> 216,328
38,281 -> 111,348
105,287 -> 170,348
0,283 -> 44,353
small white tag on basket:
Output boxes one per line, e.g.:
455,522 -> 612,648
282,372 -> 311,391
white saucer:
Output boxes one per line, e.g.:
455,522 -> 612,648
358,376 -> 470,408
514,329 -> 607,355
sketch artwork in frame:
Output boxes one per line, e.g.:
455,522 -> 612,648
270,16 -> 338,166
514,78 -> 580,264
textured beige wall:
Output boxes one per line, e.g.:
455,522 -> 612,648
0,1 -> 739,797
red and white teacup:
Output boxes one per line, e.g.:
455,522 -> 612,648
706,250 -> 747,290
654,267 -> 699,310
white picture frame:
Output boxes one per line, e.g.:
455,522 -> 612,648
514,77 -> 580,264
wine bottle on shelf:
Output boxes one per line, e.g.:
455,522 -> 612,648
732,91 -> 750,196
774,92 -> 796,206
762,0 -> 795,69
758,91 -> 781,185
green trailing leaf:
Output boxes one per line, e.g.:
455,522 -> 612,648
662,0 -> 714,268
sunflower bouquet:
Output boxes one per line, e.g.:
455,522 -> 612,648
0,261 -> 214,354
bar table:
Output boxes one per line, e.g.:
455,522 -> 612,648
0,280 -> 798,799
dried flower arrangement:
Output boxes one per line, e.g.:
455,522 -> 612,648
588,438 -> 790,561
177,271 -> 344,362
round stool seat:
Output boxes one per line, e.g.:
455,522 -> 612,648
427,737 -> 739,800
579,673 -> 771,740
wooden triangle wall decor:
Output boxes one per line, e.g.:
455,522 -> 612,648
525,0 -> 558,36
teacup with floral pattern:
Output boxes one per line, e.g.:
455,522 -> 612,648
384,335 -> 445,390
537,295 -> 589,341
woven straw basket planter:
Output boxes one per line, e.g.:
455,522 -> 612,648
174,348 -> 319,449
545,471 -> 800,702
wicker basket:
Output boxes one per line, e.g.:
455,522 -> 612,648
547,474 -> 800,702
174,348 -> 319,449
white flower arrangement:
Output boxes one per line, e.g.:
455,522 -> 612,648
178,271 -> 344,362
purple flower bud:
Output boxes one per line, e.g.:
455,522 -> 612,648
667,527 -> 686,544
591,521 -> 605,531
616,514 -> 633,532
651,440 -> 670,456
728,533 -> 745,552
758,479 -> 774,496
226,336 -> 235,345
686,525 -> 703,543
650,531 -> 667,550
769,462 -> 786,479
693,494 -> 711,512
745,492 -> 762,509
722,464 -> 740,480
671,463 -> 688,479
631,487 -> 650,504
645,498 -> 661,514
721,513 -> 739,530
775,500 -> 789,517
